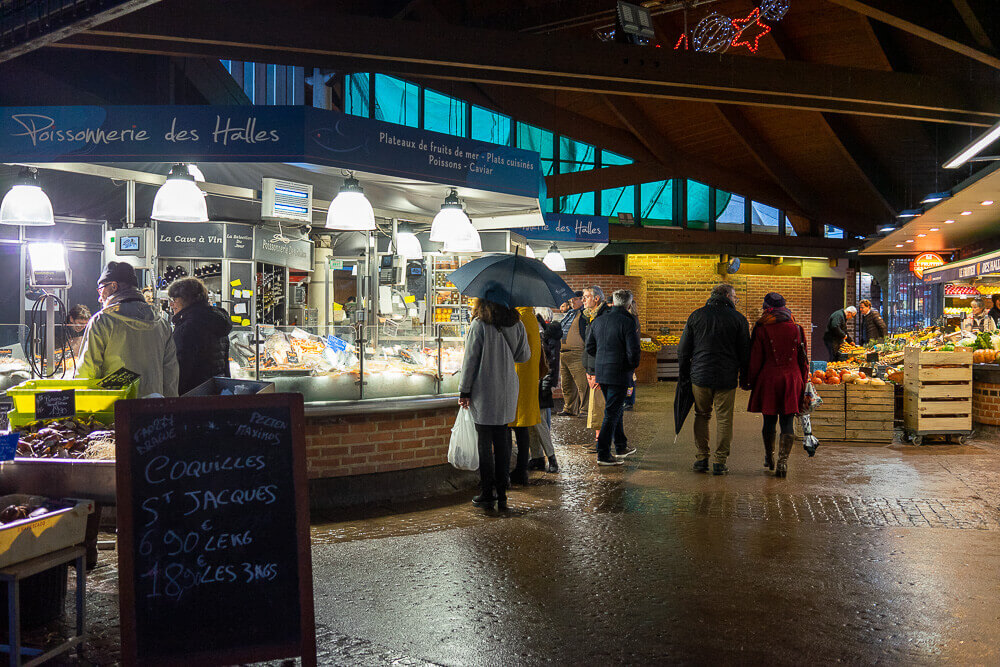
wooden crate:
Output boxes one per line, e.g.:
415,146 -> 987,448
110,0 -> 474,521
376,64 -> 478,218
810,383 -> 845,439
903,348 -> 973,434
846,383 -> 895,442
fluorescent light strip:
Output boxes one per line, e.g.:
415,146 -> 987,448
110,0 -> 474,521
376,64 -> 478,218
944,118 -> 1000,169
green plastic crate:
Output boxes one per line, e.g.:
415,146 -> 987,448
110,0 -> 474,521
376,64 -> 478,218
6,378 -> 137,415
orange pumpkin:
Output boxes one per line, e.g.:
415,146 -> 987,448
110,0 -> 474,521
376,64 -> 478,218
827,376 -> 841,384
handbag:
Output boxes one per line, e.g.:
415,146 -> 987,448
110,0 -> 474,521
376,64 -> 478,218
447,408 -> 479,471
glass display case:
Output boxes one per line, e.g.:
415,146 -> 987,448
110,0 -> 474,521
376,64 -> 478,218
228,322 -> 468,404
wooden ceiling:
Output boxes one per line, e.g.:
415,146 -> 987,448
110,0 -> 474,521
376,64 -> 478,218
14,0 -> 1000,235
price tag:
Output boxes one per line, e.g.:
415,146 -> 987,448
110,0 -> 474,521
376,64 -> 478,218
34,389 -> 75,420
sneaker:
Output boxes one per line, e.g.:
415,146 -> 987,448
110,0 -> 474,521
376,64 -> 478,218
472,494 -> 495,508
585,443 -> 598,453
615,446 -> 637,458
712,463 -> 729,476
598,456 -> 624,466
556,411 -> 575,417
692,459 -> 709,473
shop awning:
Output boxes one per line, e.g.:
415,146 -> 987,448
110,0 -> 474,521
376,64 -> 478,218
922,248 -> 1000,284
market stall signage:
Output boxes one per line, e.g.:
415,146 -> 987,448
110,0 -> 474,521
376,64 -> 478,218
34,389 -> 75,420
114,393 -> 315,667
255,228 -> 312,272
156,222 -> 224,259
225,225 -> 254,260
924,249 -> 1000,284
910,252 -> 945,279
0,106 -> 543,199
519,213 -> 610,243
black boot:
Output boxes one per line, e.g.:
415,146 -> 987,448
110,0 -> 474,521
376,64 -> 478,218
547,455 -> 559,473
776,434 -> 794,477
527,457 -> 546,471
472,493 -> 495,508
763,430 -> 775,470
510,468 -> 529,485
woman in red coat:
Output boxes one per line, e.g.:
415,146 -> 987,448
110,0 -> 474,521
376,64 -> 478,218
747,292 -> 809,477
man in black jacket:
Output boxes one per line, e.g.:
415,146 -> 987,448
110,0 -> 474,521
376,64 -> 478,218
586,289 -> 641,466
858,299 -> 888,345
678,283 -> 751,475
823,306 -> 856,361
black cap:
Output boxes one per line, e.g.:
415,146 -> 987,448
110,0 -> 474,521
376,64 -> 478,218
98,261 -> 138,287
763,292 -> 786,308
574,290 -> 584,298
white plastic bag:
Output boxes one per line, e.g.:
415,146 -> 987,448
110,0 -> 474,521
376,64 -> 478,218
447,408 -> 479,471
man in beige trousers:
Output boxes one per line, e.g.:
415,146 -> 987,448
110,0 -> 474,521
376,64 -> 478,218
556,292 -> 587,416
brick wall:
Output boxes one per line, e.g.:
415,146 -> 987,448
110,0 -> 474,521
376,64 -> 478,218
624,254 -> 813,355
305,406 -> 457,478
562,274 -> 648,331
972,381 -> 1000,426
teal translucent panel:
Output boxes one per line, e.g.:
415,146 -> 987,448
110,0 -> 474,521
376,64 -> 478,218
542,198 -> 554,213
541,159 -> 555,176
602,186 -> 635,217
686,180 -> 711,229
424,89 -> 467,136
344,73 -> 370,117
516,123 -> 554,159
716,192 -> 745,231
751,202 -> 780,234
640,180 -> 674,226
373,74 -> 418,127
602,150 -> 633,166
559,137 -> 595,173
787,219 -> 797,236
825,225 -> 844,239
559,193 -> 596,215
471,106 -> 511,145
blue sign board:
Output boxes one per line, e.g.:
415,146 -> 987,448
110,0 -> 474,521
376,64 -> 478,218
519,213 -> 609,243
0,106 -> 542,199
923,251 -> 1000,284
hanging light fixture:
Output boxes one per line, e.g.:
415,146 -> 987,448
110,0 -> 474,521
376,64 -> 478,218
543,243 -> 566,272
443,220 -> 482,253
430,189 -> 472,242
151,163 -> 208,222
326,173 -> 375,231
395,221 -> 423,260
0,167 -> 54,226
525,245 -> 536,259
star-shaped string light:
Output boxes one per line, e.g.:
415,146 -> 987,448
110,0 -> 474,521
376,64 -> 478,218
730,7 -> 771,53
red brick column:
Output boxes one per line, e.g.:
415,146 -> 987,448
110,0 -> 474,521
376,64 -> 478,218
305,406 -> 457,479
972,381 -> 1000,426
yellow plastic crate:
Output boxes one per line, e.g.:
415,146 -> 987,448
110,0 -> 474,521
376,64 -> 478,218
6,378 -> 138,415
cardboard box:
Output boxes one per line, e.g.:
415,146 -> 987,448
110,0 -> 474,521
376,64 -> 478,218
182,377 -> 275,397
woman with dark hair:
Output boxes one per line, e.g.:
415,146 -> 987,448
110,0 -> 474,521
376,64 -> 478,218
167,277 -> 233,394
747,292 -> 809,477
458,290 -> 530,511
63,304 -> 92,358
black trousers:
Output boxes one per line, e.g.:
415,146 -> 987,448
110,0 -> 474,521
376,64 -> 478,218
511,426 -> 531,472
476,424 -> 510,500
597,383 -> 629,458
762,414 -> 795,437
824,338 -> 842,362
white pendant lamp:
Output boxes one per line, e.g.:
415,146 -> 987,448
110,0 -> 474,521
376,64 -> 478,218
326,174 -> 375,231
525,245 -> 536,259
0,167 -> 54,227
543,243 -> 566,272
443,220 -> 482,253
395,221 -> 423,260
152,163 -> 208,222
430,189 -> 472,242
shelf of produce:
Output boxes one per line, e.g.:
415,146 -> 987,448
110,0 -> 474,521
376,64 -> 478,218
903,348 -> 972,441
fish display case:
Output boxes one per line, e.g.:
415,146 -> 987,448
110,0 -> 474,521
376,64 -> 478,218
228,322 -> 467,404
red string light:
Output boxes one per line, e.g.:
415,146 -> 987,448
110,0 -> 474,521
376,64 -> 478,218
730,7 -> 771,53
673,33 -> 689,50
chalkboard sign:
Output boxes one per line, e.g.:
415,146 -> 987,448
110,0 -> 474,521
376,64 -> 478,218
97,367 -> 141,391
34,389 -> 75,419
115,393 -> 315,667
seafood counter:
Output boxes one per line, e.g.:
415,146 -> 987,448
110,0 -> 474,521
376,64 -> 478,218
228,325 -> 466,403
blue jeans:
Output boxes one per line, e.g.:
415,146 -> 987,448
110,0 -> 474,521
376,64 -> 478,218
597,383 -> 629,458
624,374 -> 636,407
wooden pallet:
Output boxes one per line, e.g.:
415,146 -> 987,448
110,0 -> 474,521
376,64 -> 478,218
903,348 -> 972,436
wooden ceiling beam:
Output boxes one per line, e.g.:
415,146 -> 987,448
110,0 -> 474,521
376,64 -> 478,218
50,0 -> 998,126
827,0 -> 1000,71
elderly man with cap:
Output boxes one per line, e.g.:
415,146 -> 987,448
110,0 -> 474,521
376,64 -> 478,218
556,290 -> 588,416
77,261 -> 179,397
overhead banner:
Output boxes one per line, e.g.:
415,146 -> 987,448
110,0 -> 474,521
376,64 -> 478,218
923,250 -> 1000,284
0,105 -> 542,199
519,213 -> 609,243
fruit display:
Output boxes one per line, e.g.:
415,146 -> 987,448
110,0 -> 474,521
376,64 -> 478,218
838,342 -> 867,356
973,349 -> 999,363
656,334 -> 680,346
640,339 -> 663,353
944,307 -> 973,315
944,284 -> 980,296
13,416 -> 115,459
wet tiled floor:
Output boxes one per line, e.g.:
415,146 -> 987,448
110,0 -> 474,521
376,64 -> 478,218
24,384 -> 1000,664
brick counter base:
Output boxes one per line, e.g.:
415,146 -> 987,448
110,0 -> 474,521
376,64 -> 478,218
306,406 -> 458,479
973,382 -> 1000,426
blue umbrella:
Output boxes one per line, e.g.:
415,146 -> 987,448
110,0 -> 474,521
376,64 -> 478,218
447,253 -> 576,307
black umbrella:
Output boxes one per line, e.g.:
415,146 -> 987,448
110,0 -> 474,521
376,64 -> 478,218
673,375 -> 694,444
447,252 -> 575,308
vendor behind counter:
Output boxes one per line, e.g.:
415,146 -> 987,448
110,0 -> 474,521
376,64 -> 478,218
963,298 -> 997,333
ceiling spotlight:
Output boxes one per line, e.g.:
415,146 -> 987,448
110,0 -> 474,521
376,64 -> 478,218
905,239 -> 914,243
542,243 -> 566,272
917,233 -> 927,237
930,227 -> 940,232
961,210 -> 973,216
877,224 -> 895,234
326,174 -> 376,231
982,200 -> 994,206
151,163 -> 208,223
895,244 -> 904,248
0,167 -> 55,227
944,219 -> 956,224
430,189 -> 472,242
897,209 -> 921,219
846,248 -> 859,254
921,191 -> 951,204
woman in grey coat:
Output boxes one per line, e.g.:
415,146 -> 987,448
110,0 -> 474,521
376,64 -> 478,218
459,293 -> 530,512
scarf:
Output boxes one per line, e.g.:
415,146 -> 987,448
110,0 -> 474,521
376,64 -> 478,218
756,306 -> 794,326
103,285 -> 146,310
